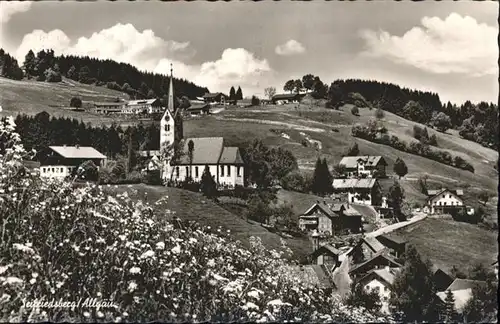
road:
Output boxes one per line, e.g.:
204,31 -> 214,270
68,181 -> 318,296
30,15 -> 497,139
365,212 -> 427,238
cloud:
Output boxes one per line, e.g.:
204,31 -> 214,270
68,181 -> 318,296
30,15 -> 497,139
359,13 -> 497,76
0,1 -> 32,24
275,39 -> 306,56
14,23 -> 272,95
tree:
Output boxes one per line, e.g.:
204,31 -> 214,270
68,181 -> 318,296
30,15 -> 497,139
388,181 -> 405,220
310,158 -> 332,196
402,101 -> 426,124
393,157 -> 408,179
67,65 -> 77,80
78,66 -> 91,83
77,160 -> 99,181
443,289 -> 458,322
311,77 -> 327,99
431,112 -> 452,132
375,108 -> 385,120
200,165 -> 217,199
327,83 -> 343,109
462,273 -> 498,322
187,140 -> 194,180
332,163 -> 346,178
229,86 -> 236,101
284,80 -> 295,93
264,87 -> 276,100
251,95 -> 260,106
301,74 -> 315,91
351,106 -> 359,116
468,263 -> 491,281
70,97 -> 83,108
478,190 -> 489,206
236,86 -> 243,100
23,50 -> 36,78
390,245 -> 441,322
345,282 -> 381,313
293,79 -> 302,94
147,89 -> 156,99
344,142 -> 359,156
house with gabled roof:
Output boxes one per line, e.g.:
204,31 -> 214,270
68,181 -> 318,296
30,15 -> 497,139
332,178 -> 383,206
349,236 -> 388,263
202,92 -> 228,104
38,145 -> 106,179
125,98 -> 162,114
310,244 -> 342,269
271,93 -> 303,105
339,155 -> 387,178
357,266 -> 401,314
349,250 -> 402,277
376,233 -> 408,258
424,187 -> 466,215
436,279 -> 487,313
298,200 -> 363,235
160,66 -> 245,189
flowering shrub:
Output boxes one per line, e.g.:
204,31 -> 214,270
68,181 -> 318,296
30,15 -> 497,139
0,117 -> 390,323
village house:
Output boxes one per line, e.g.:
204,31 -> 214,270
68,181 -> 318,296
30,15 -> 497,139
349,250 -> 402,278
309,244 -> 342,270
160,66 -> 245,189
184,103 -> 210,117
271,93 -> 303,105
338,155 -> 387,178
123,98 -> 162,114
357,266 -> 401,314
92,101 -> 125,114
349,236 -> 387,263
431,266 -> 454,292
332,178 -> 383,206
202,92 -> 228,104
423,188 -> 467,215
376,234 -> 408,259
236,98 -> 253,107
436,279 -> 487,314
38,145 -> 106,179
298,200 -> 363,236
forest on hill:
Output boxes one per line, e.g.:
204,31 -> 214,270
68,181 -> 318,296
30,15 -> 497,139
0,48 -> 209,100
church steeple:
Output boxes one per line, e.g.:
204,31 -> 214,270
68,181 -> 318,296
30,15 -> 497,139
168,63 -> 174,114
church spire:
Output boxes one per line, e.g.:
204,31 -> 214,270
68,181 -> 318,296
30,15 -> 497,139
168,63 -> 174,112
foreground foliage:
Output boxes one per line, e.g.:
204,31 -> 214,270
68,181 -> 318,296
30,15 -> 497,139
0,117 -> 389,322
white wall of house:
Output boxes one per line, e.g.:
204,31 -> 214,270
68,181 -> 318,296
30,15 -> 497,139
364,278 -> 391,314
169,164 -> 244,187
40,165 -> 77,179
218,164 -> 244,187
428,192 -> 463,214
348,191 -> 372,205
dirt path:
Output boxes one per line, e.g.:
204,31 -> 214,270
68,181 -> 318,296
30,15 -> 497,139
365,213 -> 427,238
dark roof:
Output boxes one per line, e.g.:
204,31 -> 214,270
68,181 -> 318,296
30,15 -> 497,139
219,147 -> 244,165
358,267 -> 401,287
349,250 -> 402,275
427,188 -> 464,198
311,244 -> 342,258
177,137 -> 224,165
203,92 -> 226,99
349,204 -> 379,220
302,201 -> 344,219
339,156 -> 386,169
446,279 -> 487,292
272,93 -> 300,101
186,103 -> 210,111
377,233 -> 408,245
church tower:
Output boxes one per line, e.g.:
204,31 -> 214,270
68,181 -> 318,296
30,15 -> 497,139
160,64 -> 179,150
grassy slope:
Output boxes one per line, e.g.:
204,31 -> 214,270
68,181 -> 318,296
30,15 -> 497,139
0,77 -> 132,125
103,184 -> 312,261
390,218 -> 498,273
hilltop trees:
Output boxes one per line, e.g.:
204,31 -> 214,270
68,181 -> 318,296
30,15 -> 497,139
390,245 -> 441,322
302,74 -> 315,91
431,112 -> 452,132
23,50 -> 36,78
326,83 -> 343,109
284,80 -> 295,93
0,49 -> 24,80
393,158 -> 408,179
229,86 -> 236,101
403,101 -> 427,124
236,86 -> 243,100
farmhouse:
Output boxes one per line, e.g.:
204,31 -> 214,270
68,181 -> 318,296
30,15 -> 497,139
310,244 -> 342,269
38,145 -> 106,179
160,67 -> 245,189
436,279 -> 487,313
424,188 -> 466,215
184,103 -> 210,116
357,267 -> 401,314
332,178 -> 383,206
349,250 -> 402,277
350,236 -> 387,263
298,200 -> 363,235
202,92 -> 228,104
124,98 -> 162,114
376,234 -> 408,258
236,98 -> 253,107
338,155 -> 387,178
93,101 -> 125,114
271,93 -> 302,105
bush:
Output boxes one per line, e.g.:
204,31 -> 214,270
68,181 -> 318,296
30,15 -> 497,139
280,171 -> 311,193
374,108 -> 385,119
143,170 -> 162,186
44,68 -> 62,82
70,97 -> 83,108
351,106 -> 359,116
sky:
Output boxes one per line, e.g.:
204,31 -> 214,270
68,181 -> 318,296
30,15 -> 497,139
0,1 -> 498,104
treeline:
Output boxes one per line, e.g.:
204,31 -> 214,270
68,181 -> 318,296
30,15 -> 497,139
0,49 -> 23,80
352,120 -> 475,173
7,48 -> 209,99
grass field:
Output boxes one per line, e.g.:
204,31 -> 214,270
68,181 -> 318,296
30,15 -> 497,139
389,218 -> 498,273
102,184 -> 312,261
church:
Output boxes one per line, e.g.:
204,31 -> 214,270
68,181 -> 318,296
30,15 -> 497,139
159,65 -> 245,188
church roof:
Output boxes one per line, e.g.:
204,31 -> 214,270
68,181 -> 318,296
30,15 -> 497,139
219,147 -> 244,165
49,146 -> 106,159
177,137 -> 224,165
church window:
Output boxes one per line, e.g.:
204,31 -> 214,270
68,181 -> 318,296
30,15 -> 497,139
185,166 -> 189,176
220,165 -> 224,176
165,124 -> 170,132
176,167 -> 179,178
195,166 -> 199,178
227,165 -> 231,176
237,166 -> 241,177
